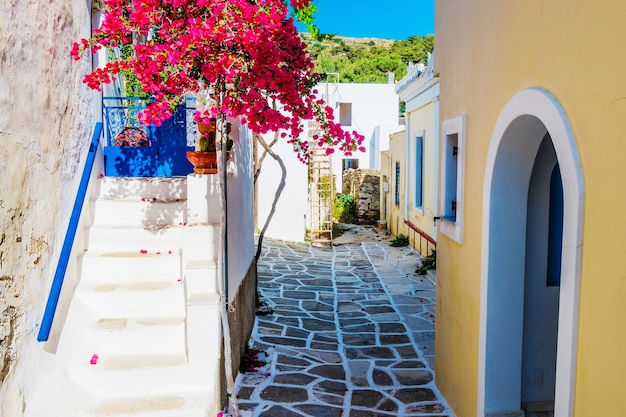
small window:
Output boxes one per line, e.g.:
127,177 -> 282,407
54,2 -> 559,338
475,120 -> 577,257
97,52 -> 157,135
443,133 -> 458,222
440,115 -> 465,244
414,131 -> 424,209
339,102 -> 352,126
395,161 -> 401,206
343,158 -> 359,170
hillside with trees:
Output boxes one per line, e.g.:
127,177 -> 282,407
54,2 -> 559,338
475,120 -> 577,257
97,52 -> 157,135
302,34 -> 434,83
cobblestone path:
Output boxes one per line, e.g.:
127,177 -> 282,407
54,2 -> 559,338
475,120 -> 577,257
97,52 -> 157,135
234,238 -> 452,417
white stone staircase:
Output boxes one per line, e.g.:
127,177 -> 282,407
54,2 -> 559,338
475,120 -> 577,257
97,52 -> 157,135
31,177 -> 223,417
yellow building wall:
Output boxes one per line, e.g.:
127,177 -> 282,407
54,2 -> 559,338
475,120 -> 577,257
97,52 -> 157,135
435,1 -> 626,416
406,101 -> 438,254
382,131 -> 410,239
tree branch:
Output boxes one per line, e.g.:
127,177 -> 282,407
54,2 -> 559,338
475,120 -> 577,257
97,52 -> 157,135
255,131 -> 286,261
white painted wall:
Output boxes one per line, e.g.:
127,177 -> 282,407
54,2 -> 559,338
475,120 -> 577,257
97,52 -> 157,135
226,123 -> 255,297
369,124 -> 404,169
255,82 -> 400,242
318,83 -> 402,193
256,131 -> 309,242
0,0 -> 98,414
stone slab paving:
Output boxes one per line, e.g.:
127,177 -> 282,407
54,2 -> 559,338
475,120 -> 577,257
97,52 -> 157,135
234,237 -> 452,417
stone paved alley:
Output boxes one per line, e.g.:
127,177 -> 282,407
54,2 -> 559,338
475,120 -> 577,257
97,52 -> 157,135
234,230 -> 452,417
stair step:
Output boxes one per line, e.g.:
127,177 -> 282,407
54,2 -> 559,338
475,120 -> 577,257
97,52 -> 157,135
87,226 -> 184,253
39,174 -> 226,416
93,199 -> 187,227
80,251 -> 182,284
82,323 -> 187,368
94,407 -> 208,417
72,284 -> 186,321
70,359 -> 219,412
88,397 -> 208,417
99,177 -> 187,201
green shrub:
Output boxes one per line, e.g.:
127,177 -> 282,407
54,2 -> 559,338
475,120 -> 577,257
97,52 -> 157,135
333,194 -> 358,223
416,249 -> 436,275
389,234 -> 409,247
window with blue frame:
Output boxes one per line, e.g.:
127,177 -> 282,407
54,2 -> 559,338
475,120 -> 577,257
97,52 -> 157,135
395,161 -> 400,206
440,115 -> 465,244
443,132 -> 459,222
414,132 -> 424,209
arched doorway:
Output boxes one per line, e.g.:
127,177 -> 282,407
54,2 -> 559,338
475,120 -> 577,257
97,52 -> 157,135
477,89 -> 584,417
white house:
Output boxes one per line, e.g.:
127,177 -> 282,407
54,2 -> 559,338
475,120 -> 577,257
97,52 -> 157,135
256,80 -> 402,242
382,54 -> 439,255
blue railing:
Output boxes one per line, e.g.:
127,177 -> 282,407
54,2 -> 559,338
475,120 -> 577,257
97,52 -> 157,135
102,96 -> 199,147
37,123 -> 103,342
102,97 -> 201,177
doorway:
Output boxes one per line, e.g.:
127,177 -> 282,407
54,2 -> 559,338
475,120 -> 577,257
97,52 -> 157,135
478,89 -> 584,417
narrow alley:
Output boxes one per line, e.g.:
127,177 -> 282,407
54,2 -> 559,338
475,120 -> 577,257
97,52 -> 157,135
234,232 -> 451,417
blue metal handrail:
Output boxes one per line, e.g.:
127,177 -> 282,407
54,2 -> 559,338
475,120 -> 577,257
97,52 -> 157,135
37,123 -> 103,342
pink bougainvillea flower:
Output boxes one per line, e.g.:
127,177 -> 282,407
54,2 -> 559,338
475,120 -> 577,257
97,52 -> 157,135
71,0 -> 364,163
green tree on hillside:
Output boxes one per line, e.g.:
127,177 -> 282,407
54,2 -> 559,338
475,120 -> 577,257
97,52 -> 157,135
303,34 -> 434,84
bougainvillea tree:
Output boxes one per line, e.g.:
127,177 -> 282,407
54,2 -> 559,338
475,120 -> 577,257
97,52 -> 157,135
71,0 -> 365,162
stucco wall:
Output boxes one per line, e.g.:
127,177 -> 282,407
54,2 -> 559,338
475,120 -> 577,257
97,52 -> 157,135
435,1 -> 626,415
382,131 -> 409,238
256,131 -> 308,243
0,0 -> 97,413
226,123 -> 255,297
405,99 -> 438,243
322,83 -> 401,193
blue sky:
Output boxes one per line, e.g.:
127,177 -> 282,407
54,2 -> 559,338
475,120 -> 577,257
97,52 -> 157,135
295,0 -> 434,41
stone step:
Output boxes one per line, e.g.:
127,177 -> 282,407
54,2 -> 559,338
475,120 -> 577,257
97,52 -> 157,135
99,177 -> 187,201
88,406 -> 209,417
80,251 -> 183,285
93,199 -> 187,227
86,225 -> 184,253
64,319 -> 187,370
65,304 -> 221,414
71,284 -> 186,321
71,365 -> 217,416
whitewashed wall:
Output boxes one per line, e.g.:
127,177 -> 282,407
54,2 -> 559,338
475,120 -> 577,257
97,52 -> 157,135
320,82 -> 402,193
226,123 -> 255,297
256,131 -> 309,243
256,82 -> 401,242
0,0 -> 97,414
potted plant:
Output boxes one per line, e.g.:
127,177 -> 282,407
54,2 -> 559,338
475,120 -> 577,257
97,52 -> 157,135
186,118 -> 233,174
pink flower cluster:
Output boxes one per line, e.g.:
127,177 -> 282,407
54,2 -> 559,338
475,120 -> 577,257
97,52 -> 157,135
71,0 -> 363,162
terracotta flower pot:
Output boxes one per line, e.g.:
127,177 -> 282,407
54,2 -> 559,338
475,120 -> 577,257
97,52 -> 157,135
186,150 -> 217,174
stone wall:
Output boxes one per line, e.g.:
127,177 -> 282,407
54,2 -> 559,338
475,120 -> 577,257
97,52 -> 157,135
342,169 -> 381,225
0,0 -> 97,413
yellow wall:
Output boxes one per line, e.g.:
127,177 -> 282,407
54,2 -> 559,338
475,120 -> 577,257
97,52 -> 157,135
382,131 -> 410,239
406,100 -> 438,253
436,1 -> 626,415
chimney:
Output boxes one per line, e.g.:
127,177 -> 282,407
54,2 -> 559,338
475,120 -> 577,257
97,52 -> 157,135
387,72 -> 395,84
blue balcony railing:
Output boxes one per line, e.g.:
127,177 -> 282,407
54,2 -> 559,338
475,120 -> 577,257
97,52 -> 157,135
102,97 -> 199,176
